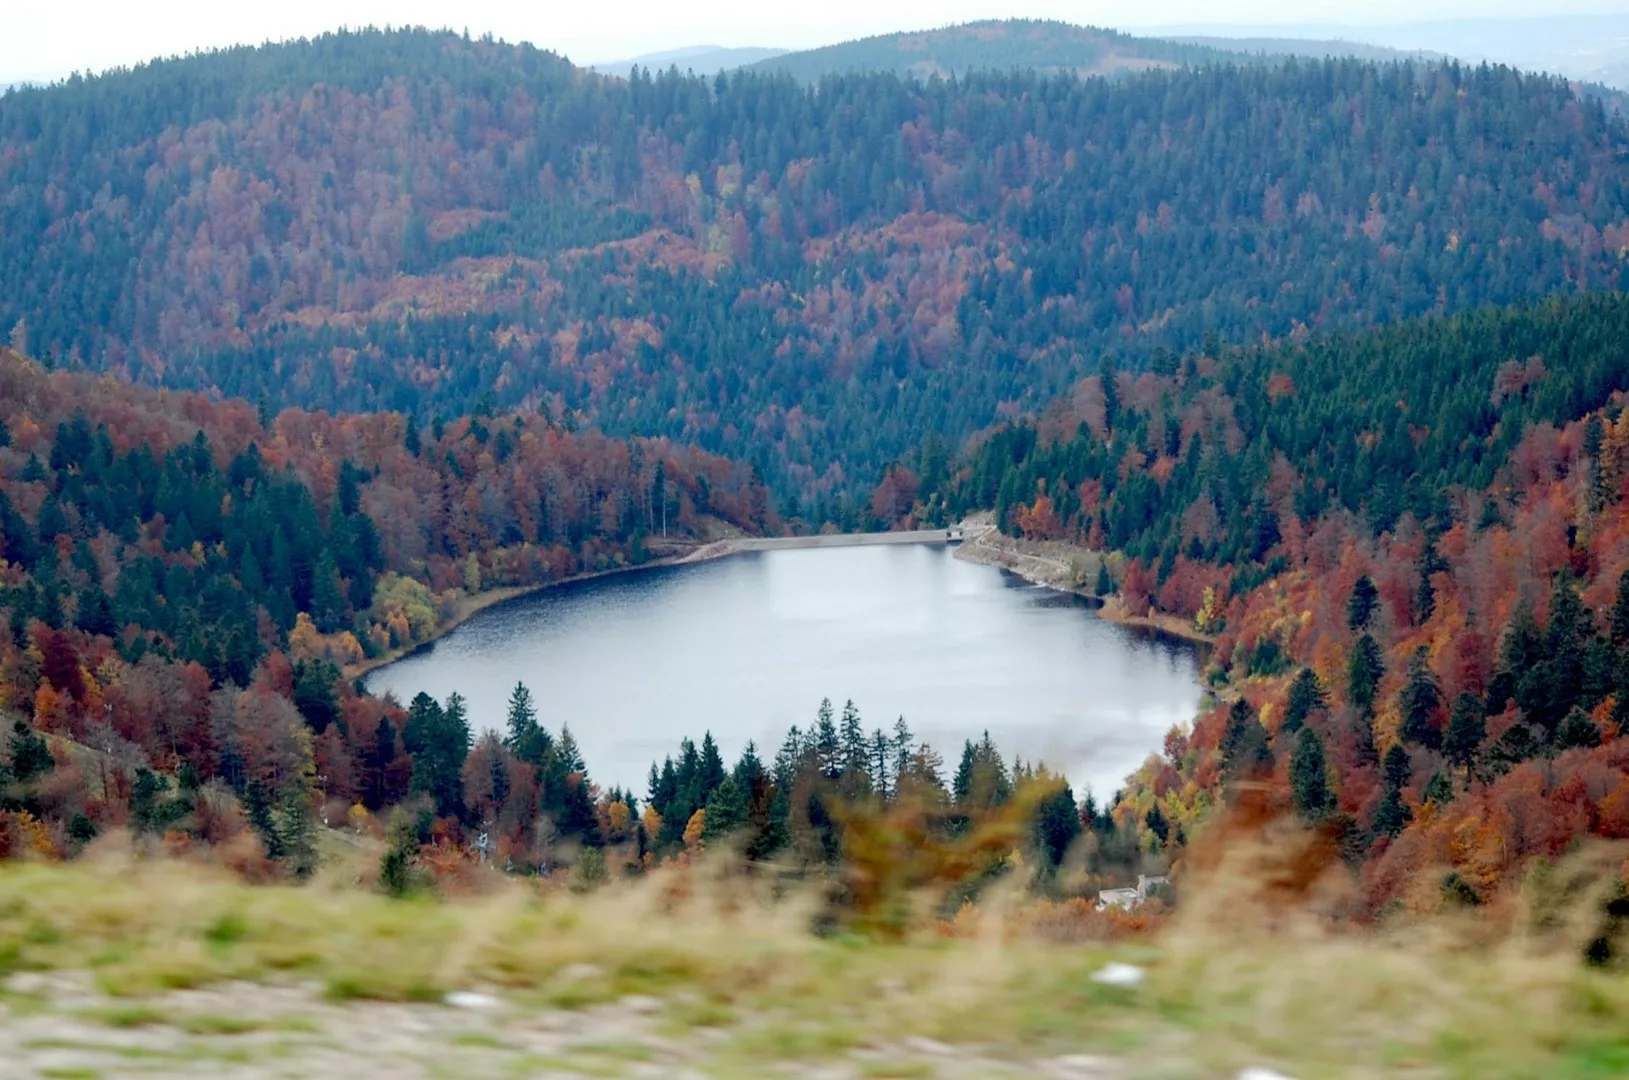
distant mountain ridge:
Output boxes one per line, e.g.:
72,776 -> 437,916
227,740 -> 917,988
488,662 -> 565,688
1154,15 -> 1629,90
4,28 -> 1628,514
591,45 -> 788,80
1165,36 -> 1446,65
745,20 -> 1240,82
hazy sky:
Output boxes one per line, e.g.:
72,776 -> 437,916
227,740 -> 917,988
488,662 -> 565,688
3,0 -> 1626,84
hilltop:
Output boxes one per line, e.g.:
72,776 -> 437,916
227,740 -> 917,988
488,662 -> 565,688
3,28 -> 1627,519
746,19 -> 1238,81
591,44 -> 788,79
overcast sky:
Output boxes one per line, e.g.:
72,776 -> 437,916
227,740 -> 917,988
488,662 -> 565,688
4,0 -> 1627,85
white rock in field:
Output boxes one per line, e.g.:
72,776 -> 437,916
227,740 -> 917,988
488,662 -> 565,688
1089,961 -> 1145,988
1049,1052 -> 1120,1077
444,990 -> 500,1010
1239,1070 -> 1297,1080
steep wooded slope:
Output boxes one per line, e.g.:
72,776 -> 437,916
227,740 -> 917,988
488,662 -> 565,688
4,30 -> 1629,516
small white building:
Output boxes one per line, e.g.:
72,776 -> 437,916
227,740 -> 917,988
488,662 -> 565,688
1096,874 -> 1171,911
1096,887 -> 1143,911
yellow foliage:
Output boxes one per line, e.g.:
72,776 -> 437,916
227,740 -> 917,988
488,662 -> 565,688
288,612 -> 323,663
0,810 -> 57,860
289,612 -> 364,667
1194,586 -> 1224,635
32,682 -> 68,733
683,808 -> 706,847
834,781 -> 1052,940
607,800 -> 631,839
372,573 -> 438,641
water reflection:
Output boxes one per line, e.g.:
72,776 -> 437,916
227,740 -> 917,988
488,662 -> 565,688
365,545 -> 1203,800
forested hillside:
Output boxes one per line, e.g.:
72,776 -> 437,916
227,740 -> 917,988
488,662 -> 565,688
4,29 -> 1629,517
932,290 -> 1629,911
0,345 -> 767,852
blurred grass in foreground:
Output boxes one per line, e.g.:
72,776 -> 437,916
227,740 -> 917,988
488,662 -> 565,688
3,830 -> 1629,1080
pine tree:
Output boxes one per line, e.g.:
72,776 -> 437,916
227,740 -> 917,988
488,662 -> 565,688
1556,706 -> 1603,750
1220,698 -> 1273,779
556,724 -> 586,776
1443,693 -> 1486,784
1398,646 -> 1443,750
7,719 -> 54,784
890,715 -> 913,795
1347,575 -> 1379,632
1423,771 -> 1454,807
276,786 -> 318,878
773,725 -> 806,792
1370,744 -> 1415,839
1032,782 -> 1082,868
1612,569 -> 1629,647
952,740 -> 977,805
379,813 -> 421,898
870,728 -> 892,801
1145,803 -> 1170,846
504,682 -> 550,765
702,775 -> 748,841
839,700 -> 867,776
1370,787 -> 1411,839
1281,667 -> 1327,736
1094,561 -> 1113,597
1383,744 -> 1413,792
408,692 -> 471,821
1347,633 -> 1385,715
1098,355 -> 1120,434
732,741 -> 765,793
813,698 -> 839,779
697,731 -> 725,800
1289,727 -> 1333,820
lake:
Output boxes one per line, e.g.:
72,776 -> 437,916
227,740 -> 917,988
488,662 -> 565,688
364,544 -> 1204,800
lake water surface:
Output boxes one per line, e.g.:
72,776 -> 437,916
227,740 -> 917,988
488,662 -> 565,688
365,544 -> 1204,799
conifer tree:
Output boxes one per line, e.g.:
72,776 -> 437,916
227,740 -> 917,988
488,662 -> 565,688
1369,744 -> 1415,839
504,682 -> 550,765
1398,646 -> 1443,750
890,716 -> 914,795
697,731 -> 725,799
1347,633 -> 1385,715
1220,698 -> 1272,780
1347,575 -> 1379,632
702,775 -> 748,841
839,700 -> 868,776
1556,706 -> 1603,750
813,698 -> 839,779
7,719 -> 53,785
1444,693 -> 1486,784
1032,782 -> 1082,868
1280,667 -> 1327,736
1289,727 -> 1333,820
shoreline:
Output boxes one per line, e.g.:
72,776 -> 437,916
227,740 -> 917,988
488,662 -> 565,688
346,548 -> 720,680
348,523 -> 1211,683
951,524 -> 1216,649
347,528 -> 959,680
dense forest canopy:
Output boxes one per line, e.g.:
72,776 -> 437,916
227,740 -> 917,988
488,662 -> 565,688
946,293 -> 1629,570
11,24 -> 1629,924
4,29 -> 1629,516
0,347 -> 770,685
930,286 -> 1629,914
